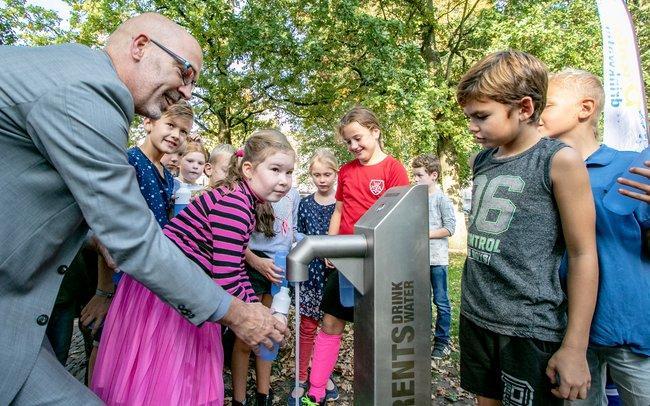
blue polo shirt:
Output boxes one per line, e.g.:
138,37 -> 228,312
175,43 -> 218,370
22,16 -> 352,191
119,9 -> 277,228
561,145 -> 650,356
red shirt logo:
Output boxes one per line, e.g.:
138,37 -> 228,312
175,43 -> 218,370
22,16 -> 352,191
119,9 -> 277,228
369,179 -> 385,195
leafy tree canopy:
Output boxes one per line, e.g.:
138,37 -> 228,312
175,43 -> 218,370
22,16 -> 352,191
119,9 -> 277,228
2,0 -> 647,189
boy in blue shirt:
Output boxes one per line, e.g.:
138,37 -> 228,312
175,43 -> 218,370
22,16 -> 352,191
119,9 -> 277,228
540,68 -> 650,405
411,154 -> 456,359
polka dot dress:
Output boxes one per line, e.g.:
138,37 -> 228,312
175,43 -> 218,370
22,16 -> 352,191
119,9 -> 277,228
127,147 -> 174,227
297,194 -> 336,320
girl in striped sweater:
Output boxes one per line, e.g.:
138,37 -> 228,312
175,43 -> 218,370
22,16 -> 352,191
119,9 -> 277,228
165,129 -> 295,305
92,129 -> 295,405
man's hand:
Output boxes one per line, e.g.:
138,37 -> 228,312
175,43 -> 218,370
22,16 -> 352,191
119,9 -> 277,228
617,160 -> 650,203
546,345 -> 591,400
80,294 -> 111,335
250,254 -> 283,284
220,299 -> 286,349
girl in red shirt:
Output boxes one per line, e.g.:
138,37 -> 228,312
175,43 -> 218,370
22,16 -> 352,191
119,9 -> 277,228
300,107 -> 409,405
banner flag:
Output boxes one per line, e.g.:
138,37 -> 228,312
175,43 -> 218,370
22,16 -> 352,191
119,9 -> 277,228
596,0 -> 648,151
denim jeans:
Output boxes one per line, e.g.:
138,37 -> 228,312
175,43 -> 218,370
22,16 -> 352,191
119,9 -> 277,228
568,346 -> 650,406
430,265 -> 451,347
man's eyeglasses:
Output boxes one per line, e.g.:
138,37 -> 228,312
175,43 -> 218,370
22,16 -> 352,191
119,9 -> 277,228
150,38 -> 197,88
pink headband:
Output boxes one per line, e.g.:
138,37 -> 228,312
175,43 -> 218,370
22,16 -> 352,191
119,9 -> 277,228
235,149 -> 244,158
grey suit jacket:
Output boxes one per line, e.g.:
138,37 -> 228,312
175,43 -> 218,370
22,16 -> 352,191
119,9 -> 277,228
0,44 -> 233,402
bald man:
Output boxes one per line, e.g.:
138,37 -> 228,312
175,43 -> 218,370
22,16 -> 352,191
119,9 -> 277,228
0,13 -> 285,405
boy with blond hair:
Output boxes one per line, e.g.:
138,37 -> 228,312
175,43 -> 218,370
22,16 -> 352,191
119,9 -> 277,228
540,68 -> 650,405
411,154 -> 456,359
457,51 -> 598,405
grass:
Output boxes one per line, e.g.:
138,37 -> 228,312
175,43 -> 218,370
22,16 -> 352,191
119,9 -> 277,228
447,252 -> 465,362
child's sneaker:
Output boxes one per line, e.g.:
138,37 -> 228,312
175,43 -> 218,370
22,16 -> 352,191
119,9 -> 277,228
287,382 -> 308,405
325,378 -> 340,401
431,344 -> 451,360
299,395 -> 325,406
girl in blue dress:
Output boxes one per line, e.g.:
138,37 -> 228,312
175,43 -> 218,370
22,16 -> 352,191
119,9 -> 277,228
289,149 -> 339,403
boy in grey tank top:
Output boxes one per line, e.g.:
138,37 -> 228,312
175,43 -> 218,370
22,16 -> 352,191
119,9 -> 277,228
456,50 -> 598,406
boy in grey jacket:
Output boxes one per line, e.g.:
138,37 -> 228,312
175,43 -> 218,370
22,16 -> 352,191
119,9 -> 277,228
412,154 -> 456,359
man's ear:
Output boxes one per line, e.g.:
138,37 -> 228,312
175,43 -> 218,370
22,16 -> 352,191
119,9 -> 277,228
518,96 -> 535,122
432,171 -> 439,182
130,34 -> 149,62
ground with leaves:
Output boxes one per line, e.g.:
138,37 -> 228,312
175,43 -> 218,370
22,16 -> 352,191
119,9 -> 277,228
67,253 -> 473,404
221,253 -> 474,405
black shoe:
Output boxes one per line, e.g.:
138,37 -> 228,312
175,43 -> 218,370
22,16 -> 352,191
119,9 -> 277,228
256,388 -> 274,406
232,400 -> 246,406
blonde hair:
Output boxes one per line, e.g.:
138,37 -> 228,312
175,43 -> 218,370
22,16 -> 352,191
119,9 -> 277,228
411,154 -> 441,176
549,68 -> 605,133
181,141 -> 208,161
457,50 -> 548,124
336,106 -> 383,147
215,129 -> 294,237
209,144 -> 235,165
308,148 -> 339,173
163,99 -> 194,122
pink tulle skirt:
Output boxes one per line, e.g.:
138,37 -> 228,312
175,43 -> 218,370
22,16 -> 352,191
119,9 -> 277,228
91,274 -> 224,405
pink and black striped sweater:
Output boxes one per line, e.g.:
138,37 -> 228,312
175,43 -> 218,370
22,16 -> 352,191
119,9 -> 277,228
163,181 -> 259,303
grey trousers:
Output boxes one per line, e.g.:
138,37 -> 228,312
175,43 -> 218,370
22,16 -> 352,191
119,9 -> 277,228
11,338 -> 103,405
568,346 -> 650,406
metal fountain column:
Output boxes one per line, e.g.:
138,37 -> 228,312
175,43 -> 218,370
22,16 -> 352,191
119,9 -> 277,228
287,185 -> 431,405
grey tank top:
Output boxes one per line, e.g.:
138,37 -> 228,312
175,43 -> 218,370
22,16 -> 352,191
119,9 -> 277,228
461,137 -> 568,342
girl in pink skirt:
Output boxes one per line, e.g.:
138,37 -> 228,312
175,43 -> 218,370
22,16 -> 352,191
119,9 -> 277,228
92,130 -> 295,405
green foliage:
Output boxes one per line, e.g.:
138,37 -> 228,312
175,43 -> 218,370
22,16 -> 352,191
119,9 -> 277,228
0,0 -> 71,45
2,0 -> 647,188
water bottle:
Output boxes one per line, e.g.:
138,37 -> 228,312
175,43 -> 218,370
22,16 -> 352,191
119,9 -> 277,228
258,286 -> 290,361
603,147 -> 649,216
338,272 -> 355,307
174,184 -> 191,216
270,250 -> 289,296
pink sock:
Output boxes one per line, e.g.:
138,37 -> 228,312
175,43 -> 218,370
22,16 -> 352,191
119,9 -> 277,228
299,316 -> 319,382
307,331 -> 342,402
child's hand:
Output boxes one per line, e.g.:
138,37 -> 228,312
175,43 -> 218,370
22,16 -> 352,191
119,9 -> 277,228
80,294 -> 111,335
546,345 -> 591,400
189,188 -> 208,203
252,256 -> 283,284
617,160 -> 650,203
88,235 -> 117,270
324,258 -> 335,269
